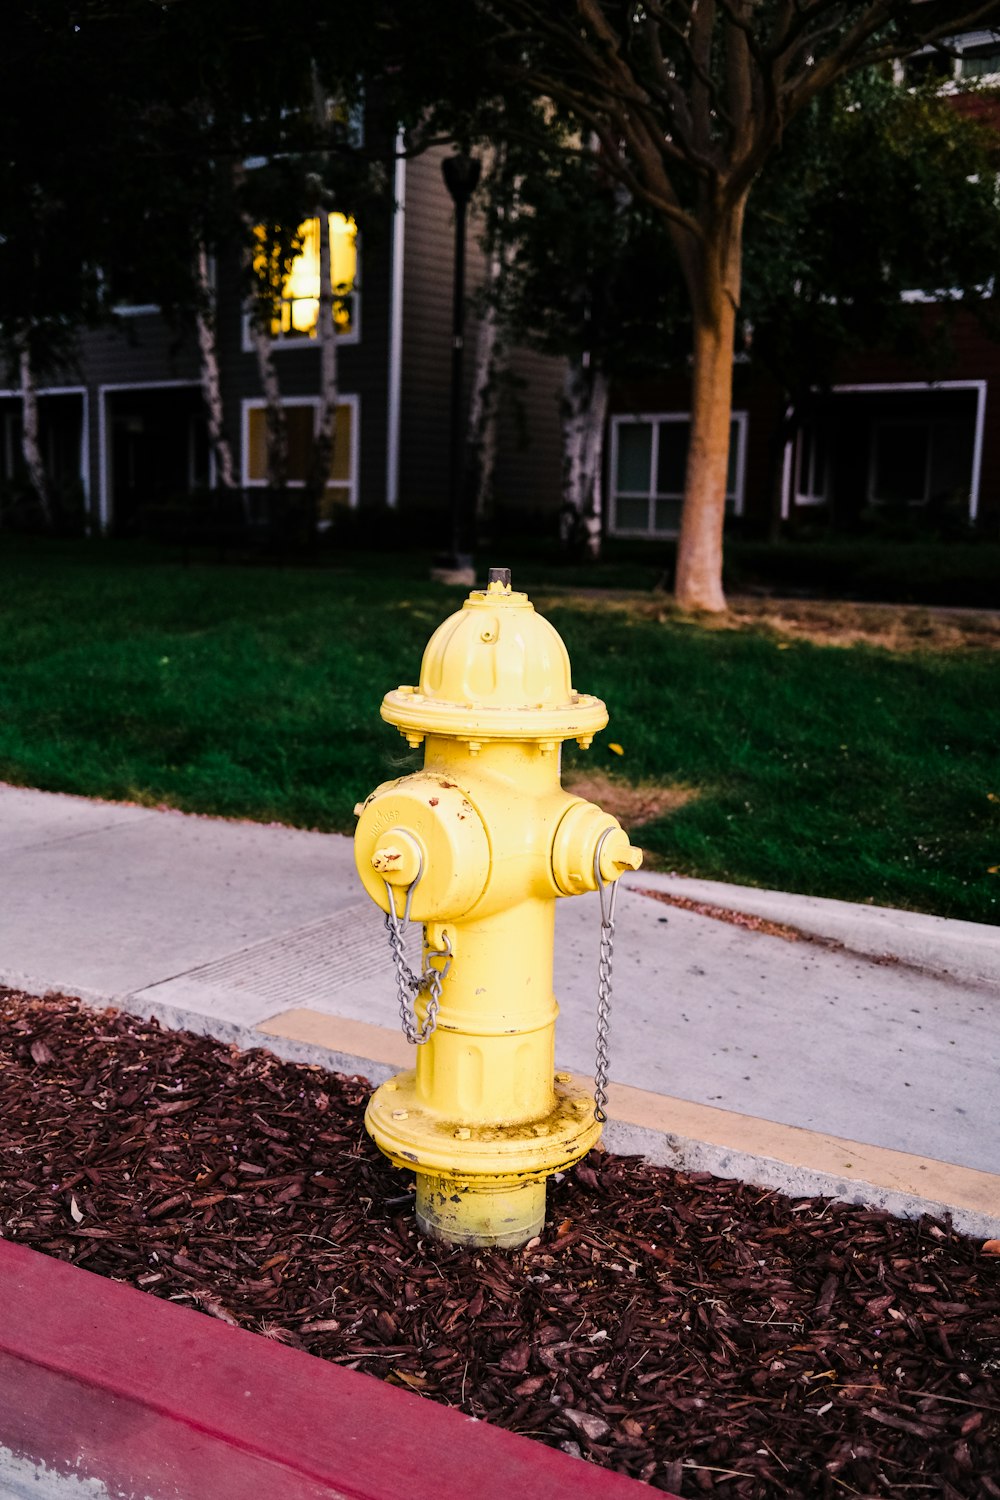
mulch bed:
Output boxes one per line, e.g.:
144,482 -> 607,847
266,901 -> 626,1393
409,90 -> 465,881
1,988 -> 998,1499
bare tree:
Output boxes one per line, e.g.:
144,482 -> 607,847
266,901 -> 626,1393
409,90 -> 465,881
193,244 -> 236,491
17,331 -> 52,529
487,0 -> 1000,609
560,356 -> 609,558
305,69 -> 341,519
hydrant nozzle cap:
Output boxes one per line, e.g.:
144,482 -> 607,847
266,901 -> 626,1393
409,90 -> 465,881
381,579 -> 608,744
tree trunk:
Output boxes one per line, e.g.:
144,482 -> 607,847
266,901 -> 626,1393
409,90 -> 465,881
194,244 -> 236,490
304,207 -> 338,524
236,156 -> 288,496
674,211 -> 745,613
767,400 -> 796,545
248,312 -> 288,492
560,357 -> 609,559
465,243 -> 511,520
18,334 -> 53,529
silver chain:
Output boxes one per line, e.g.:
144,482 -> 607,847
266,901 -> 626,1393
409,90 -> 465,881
382,857 -> 452,1045
593,828 -> 619,1123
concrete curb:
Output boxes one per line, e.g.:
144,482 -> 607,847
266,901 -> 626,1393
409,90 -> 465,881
0,1239 -> 651,1500
624,871 -> 1000,991
7,971 -> 998,1241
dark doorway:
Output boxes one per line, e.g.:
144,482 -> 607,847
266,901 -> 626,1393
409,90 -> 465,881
107,386 -> 208,535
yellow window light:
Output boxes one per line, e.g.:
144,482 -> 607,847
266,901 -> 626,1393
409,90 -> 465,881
254,215 -> 357,338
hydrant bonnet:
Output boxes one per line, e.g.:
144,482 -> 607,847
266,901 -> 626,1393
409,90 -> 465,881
382,577 -> 608,746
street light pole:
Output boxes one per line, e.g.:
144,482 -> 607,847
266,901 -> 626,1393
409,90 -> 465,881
436,150 -> 481,585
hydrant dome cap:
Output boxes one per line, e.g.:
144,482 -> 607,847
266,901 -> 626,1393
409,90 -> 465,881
381,578 -> 608,742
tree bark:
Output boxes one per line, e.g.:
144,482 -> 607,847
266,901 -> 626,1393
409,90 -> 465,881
236,156 -> 288,495
465,243 -> 511,520
560,357 -> 609,559
304,208 -> 339,522
193,244 -> 236,490
674,209 -> 745,612
17,334 -> 53,529
248,311 -> 288,492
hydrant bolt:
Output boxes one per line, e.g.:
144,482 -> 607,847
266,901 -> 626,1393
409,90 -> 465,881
355,573 -> 641,1250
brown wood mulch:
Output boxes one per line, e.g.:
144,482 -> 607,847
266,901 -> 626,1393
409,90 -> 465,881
1,987 -> 997,1499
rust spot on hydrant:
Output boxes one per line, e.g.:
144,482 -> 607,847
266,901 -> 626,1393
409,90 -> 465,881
429,797 -> 439,806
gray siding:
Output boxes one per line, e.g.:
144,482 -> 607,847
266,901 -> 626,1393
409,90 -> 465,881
398,146 -> 473,510
399,145 -> 565,520
493,346 -> 565,517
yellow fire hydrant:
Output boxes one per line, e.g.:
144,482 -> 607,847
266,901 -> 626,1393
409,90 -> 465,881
354,569 -> 642,1249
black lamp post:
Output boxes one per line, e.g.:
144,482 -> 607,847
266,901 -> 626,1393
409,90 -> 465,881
439,150 -> 481,581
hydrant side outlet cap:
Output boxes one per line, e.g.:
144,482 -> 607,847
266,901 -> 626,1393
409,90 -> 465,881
381,583 -> 608,742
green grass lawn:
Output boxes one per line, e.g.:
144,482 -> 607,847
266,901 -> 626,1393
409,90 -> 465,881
1,540 -> 997,924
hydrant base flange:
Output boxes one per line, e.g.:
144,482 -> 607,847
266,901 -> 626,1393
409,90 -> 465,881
365,1071 -> 601,1182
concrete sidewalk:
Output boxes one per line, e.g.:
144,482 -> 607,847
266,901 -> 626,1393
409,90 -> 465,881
2,781 -> 997,1236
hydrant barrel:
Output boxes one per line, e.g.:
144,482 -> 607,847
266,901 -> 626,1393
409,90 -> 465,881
355,574 -> 641,1249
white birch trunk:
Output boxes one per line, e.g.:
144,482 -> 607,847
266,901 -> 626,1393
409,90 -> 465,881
248,311 -> 288,491
235,156 -> 287,493
18,335 -> 53,529
465,243 -> 512,519
194,244 -> 236,490
305,206 -> 339,518
560,358 -> 609,558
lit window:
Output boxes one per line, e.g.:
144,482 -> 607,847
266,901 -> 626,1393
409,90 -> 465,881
254,216 -> 357,340
246,401 -> 355,513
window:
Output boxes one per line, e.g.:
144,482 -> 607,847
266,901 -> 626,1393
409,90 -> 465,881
251,215 -> 358,344
958,42 -> 1000,78
243,396 -> 358,516
609,413 -> 747,536
870,418 -> 973,505
794,421 -> 828,506
904,30 -> 1000,86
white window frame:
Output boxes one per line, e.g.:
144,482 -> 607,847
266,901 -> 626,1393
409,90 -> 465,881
833,380 -> 986,522
240,393 -> 360,512
607,410 -> 748,538
780,381 -> 987,522
904,29 -> 1000,89
97,379 -> 208,532
793,420 -> 828,507
0,384 -> 91,513
241,221 -> 361,353
869,414 -> 981,508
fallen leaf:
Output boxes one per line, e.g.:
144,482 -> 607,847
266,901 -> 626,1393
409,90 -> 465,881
608,743 -> 624,756
69,1195 -> 84,1224
983,1239 -> 1000,1255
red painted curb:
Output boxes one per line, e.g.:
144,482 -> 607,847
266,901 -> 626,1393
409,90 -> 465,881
0,1239 -> 659,1499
